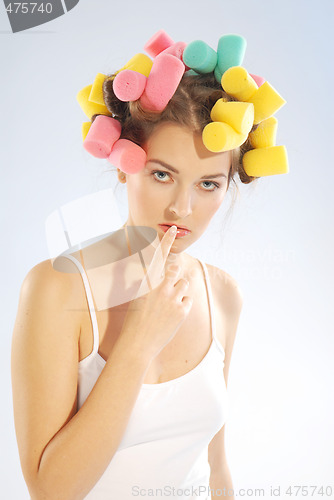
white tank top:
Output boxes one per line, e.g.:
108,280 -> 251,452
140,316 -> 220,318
65,254 -> 229,500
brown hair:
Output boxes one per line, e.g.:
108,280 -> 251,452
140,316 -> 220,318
92,71 -> 258,190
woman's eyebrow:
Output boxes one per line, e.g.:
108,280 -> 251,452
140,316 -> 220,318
147,159 -> 227,179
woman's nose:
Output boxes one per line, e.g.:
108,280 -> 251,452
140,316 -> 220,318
168,188 -> 193,218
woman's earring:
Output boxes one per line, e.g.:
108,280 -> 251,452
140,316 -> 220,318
118,170 -> 126,183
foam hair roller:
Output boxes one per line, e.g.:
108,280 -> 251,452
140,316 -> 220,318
222,67 -> 286,124
202,122 -> 247,152
82,122 -> 91,141
76,85 -> 111,119
160,41 -> 187,60
83,115 -> 122,158
214,65 -> 223,84
139,53 -> 185,112
108,139 -> 147,174
160,41 -> 191,71
76,31 -> 288,179
250,73 -> 265,87
243,145 -> 289,176
89,73 -> 106,106
249,117 -> 277,149
183,40 -> 217,74
113,70 -> 147,102
217,34 -> 247,75
116,53 -> 153,78
144,29 -> 174,58
222,66 -> 258,101
186,69 -> 199,76
210,100 -> 254,136
247,81 -> 286,124
165,42 -> 190,71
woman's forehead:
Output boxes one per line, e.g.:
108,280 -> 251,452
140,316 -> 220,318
145,122 -> 232,175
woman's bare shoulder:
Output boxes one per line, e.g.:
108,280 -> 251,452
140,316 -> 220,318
205,262 -> 244,313
21,258 -> 85,310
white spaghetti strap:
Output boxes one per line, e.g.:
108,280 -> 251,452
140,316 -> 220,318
63,254 -> 100,355
199,260 -> 225,357
197,260 -> 216,343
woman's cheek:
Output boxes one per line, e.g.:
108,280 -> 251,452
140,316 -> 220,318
146,185 -> 168,206
210,190 -> 227,213
139,188 -> 163,216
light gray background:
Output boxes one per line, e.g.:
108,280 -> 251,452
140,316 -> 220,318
1,0 -> 333,498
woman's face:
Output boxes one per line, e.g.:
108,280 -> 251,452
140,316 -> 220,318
119,122 -> 232,254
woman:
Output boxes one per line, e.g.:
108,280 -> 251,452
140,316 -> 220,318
11,31 -> 288,500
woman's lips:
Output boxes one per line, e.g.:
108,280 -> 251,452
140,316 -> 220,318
158,224 -> 191,238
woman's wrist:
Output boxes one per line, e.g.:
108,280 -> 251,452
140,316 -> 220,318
113,329 -> 156,367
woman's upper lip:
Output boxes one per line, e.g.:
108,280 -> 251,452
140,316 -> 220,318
159,223 -> 191,231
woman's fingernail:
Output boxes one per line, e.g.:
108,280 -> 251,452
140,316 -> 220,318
170,225 -> 177,235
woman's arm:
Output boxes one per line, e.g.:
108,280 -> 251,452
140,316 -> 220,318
11,260 -> 153,500
209,427 -> 235,499
11,228 -> 191,500
207,268 -> 244,500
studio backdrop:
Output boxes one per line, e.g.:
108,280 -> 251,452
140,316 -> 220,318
1,1 -> 333,499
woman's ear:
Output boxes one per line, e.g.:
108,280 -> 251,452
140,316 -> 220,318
117,168 -> 127,184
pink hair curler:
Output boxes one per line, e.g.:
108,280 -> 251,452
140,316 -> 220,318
108,139 -> 147,174
250,73 -> 266,87
160,41 -> 190,71
144,29 -> 174,58
83,115 -> 121,158
113,69 -> 148,102
139,53 -> 185,112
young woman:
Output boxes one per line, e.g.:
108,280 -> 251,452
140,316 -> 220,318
11,32 -> 287,500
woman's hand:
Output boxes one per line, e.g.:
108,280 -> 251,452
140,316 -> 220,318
120,226 -> 193,360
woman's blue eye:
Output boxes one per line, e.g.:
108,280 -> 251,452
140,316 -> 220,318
201,181 -> 220,191
153,171 -> 170,181
151,170 -> 220,191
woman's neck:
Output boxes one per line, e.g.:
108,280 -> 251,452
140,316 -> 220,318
167,250 -> 187,268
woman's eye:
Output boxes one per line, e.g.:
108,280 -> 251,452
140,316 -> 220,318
152,170 -> 171,182
151,171 -> 221,191
201,181 -> 220,191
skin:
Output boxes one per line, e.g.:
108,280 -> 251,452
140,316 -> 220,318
117,121 -> 232,271
11,122 -> 242,499
116,122 -> 241,497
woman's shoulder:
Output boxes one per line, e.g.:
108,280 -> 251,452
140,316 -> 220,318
20,258 -> 85,311
23,257 -> 81,288
204,261 -> 244,314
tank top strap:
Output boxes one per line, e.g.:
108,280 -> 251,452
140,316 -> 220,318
197,259 -> 221,351
63,253 -> 100,356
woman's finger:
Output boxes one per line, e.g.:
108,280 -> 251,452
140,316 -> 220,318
135,226 -> 178,297
144,225 -> 178,283
173,277 -> 190,301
